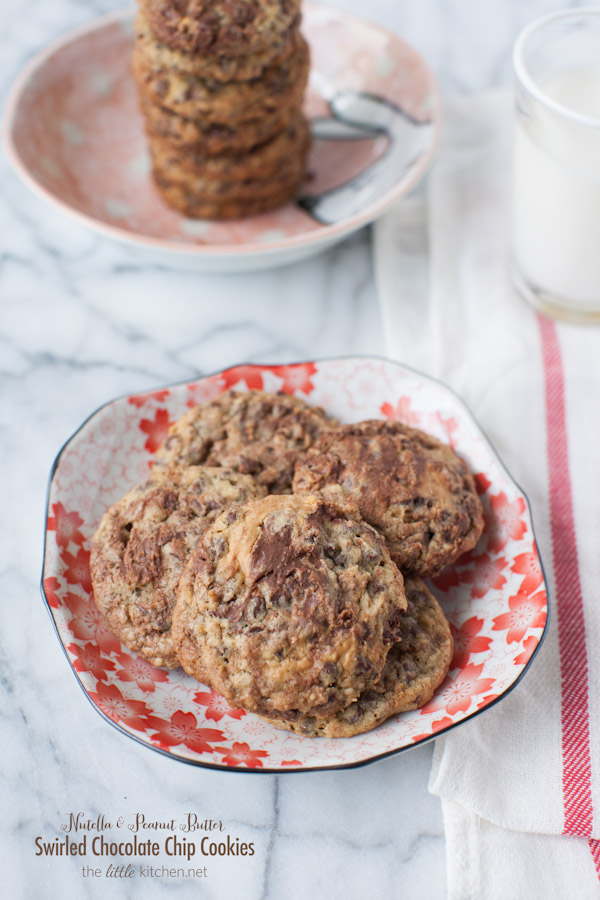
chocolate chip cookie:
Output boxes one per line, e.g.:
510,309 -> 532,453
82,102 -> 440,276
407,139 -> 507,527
139,94 -> 294,155
153,390 -> 334,494
172,493 -> 407,718
151,145 -> 307,218
263,577 -> 453,737
90,466 -> 266,668
293,420 -> 484,577
132,32 -> 309,122
141,0 -> 301,57
135,9 -> 298,82
149,108 -> 309,181
152,176 -> 305,218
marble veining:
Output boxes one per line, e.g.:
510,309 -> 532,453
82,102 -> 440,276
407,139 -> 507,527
1,0 -> 583,897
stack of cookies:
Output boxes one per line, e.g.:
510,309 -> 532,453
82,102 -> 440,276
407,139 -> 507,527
132,0 -> 311,219
91,390 -> 485,738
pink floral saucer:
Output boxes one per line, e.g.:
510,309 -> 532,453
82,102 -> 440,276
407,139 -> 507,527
4,5 -> 439,272
42,357 -> 548,772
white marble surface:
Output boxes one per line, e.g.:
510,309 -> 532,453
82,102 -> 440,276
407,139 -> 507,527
0,1 -> 585,897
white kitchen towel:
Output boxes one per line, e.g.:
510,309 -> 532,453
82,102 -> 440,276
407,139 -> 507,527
374,90 -> 600,898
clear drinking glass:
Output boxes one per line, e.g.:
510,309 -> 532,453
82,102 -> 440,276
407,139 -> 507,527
512,8 -> 600,324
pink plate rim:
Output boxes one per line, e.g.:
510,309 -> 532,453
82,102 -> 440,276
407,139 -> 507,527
2,4 -> 441,259
40,355 -> 550,773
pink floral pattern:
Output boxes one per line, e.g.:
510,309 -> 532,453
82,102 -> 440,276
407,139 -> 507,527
380,396 -> 420,425
47,502 -> 85,548
42,359 -> 547,770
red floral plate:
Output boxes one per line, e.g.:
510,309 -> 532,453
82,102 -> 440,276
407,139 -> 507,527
41,357 -> 549,772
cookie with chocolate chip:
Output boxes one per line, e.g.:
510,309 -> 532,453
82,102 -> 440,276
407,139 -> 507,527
293,420 -> 484,577
135,9 -> 299,82
149,108 -> 309,182
264,577 -> 453,737
172,493 -> 407,718
132,32 -> 309,123
153,390 -> 334,494
139,93 -> 294,155
151,155 -> 306,218
90,466 -> 266,668
152,176 -> 305,218
141,0 -> 301,57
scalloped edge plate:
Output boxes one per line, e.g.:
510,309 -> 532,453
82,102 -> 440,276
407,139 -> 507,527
41,357 -> 549,772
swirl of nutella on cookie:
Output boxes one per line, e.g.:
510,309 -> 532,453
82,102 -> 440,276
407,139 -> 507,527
172,493 -> 407,718
262,577 -> 454,737
153,390 -> 335,494
90,466 -> 266,668
293,420 -> 485,577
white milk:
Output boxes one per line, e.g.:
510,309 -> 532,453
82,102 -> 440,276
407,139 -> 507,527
513,67 -> 600,309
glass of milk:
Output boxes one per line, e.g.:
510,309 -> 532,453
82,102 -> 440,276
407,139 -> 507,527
512,9 -> 600,323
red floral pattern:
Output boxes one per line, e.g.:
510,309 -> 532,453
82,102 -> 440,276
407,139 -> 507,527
474,472 -> 492,495
511,551 -> 544,596
450,617 -> 492,668
270,363 -> 317,395
193,689 -> 246,722
47,502 -> 85,548
128,390 -> 170,408
380,396 -> 420,425
63,591 -> 122,654
220,366 -> 265,391
61,547 -> 92,594
492,590 -> 547,644
139,408 -> 171,453
421,664 -> 496,716
185,377 -> 226,408
116,653 -> 170,692
43,576 -> 61,609
464,554 -> 508,599
485,492 -> 527,554
89,683 -> 154,731
69,641 -> 115,681
215,742 -> 269,768
412,717 -> 453,742
476,694 -> 500,710
431,567 -> 462,592
514,636 -> 538,666
146,711 -> 224,753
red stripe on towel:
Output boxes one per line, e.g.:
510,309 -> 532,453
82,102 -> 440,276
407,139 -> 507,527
589,840 -> 600,878
538,314 -> 593,839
